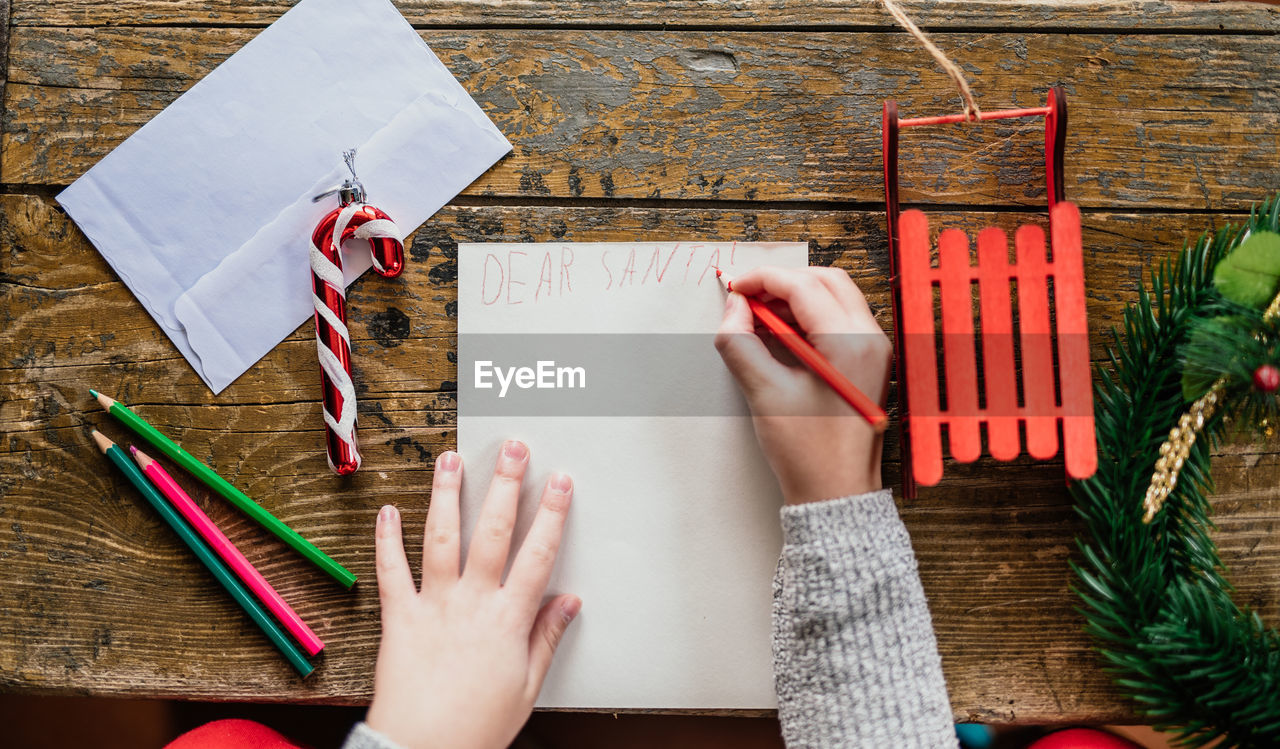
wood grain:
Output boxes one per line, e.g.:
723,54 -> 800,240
4,194 -> 1279,720
1,0 -> 9,176
11,0 -> 1279,31
4,0 -> 1278,722
0,195 -> 1244,405
5,28 -> 1277,208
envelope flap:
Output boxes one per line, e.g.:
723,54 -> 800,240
175,88 -> 511,392
56,0 -> 512,393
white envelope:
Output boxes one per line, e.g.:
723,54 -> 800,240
57,0 -> 512,393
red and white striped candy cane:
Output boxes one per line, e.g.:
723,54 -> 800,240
310,151 -> 404,475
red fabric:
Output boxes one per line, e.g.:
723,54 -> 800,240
1028,728 -> 1145,749
165,719 -> 309,749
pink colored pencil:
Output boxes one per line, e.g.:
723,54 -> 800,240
130,446 -> 325,656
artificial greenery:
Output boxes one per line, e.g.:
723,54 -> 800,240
1071,194 -> 1280,747
1213,229 -> 1280,309
1181,309 -> 1280,428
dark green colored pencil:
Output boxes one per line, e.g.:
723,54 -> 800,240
93,430 -> 314,677
92,390 -> 355,588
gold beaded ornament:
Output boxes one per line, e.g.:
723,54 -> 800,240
1143,289 -> 1280,523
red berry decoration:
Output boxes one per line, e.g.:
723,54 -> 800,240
1253,363 -> 1280,393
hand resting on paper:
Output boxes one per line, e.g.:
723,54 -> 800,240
364,442 -> 580,749
715,266 -> 891,504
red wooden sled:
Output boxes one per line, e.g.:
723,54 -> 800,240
882,88 -> 1096,497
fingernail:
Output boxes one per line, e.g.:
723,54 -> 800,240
438,451 -> 460,472
502,440 -> 528,461
550,472 -> 573,494
378,504 -> 397,526
561,596 -> 582,623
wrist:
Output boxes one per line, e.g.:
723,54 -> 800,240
365,704 -> 424,749
782,470 -> 881,505
776,438 -> 883,505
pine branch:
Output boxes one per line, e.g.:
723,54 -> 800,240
1070,193 -> 1280,747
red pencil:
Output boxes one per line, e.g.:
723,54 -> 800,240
719,270 -> 889,432
129,446 -> 325,656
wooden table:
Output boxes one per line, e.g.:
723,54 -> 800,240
2,0 -> 1277,723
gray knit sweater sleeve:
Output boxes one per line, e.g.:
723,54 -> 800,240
773,489 -> 956,748
344,488 -> 953,749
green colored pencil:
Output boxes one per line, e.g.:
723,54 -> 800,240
92,390 -> 356,589
92,430 -> 314,677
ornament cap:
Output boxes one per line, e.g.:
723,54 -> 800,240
311,179 -> 365,206
337,179 -> 365,206
311,148 -> 367,206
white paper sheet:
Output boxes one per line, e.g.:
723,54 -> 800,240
458,242 -> 808,708
57,0 -> 512,393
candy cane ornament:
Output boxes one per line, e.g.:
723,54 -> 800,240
310,150 -> 404,475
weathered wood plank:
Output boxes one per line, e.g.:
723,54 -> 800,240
5,28 -> 1277,209
0,0 -> 10,181
11,0 -> 1279,31
5,193 -> 1279,718
0,194 -> 1245,406
4,394 -> 1278,718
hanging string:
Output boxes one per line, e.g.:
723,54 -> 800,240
880,0 -> 982,121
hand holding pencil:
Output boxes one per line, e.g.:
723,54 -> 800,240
715,266 -> 892,505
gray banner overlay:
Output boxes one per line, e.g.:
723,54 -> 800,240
457,334 -> 1093,417
460,334 -> 750,417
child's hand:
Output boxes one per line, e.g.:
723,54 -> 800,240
715,266 -> 891,504
365,442 -> 580,749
